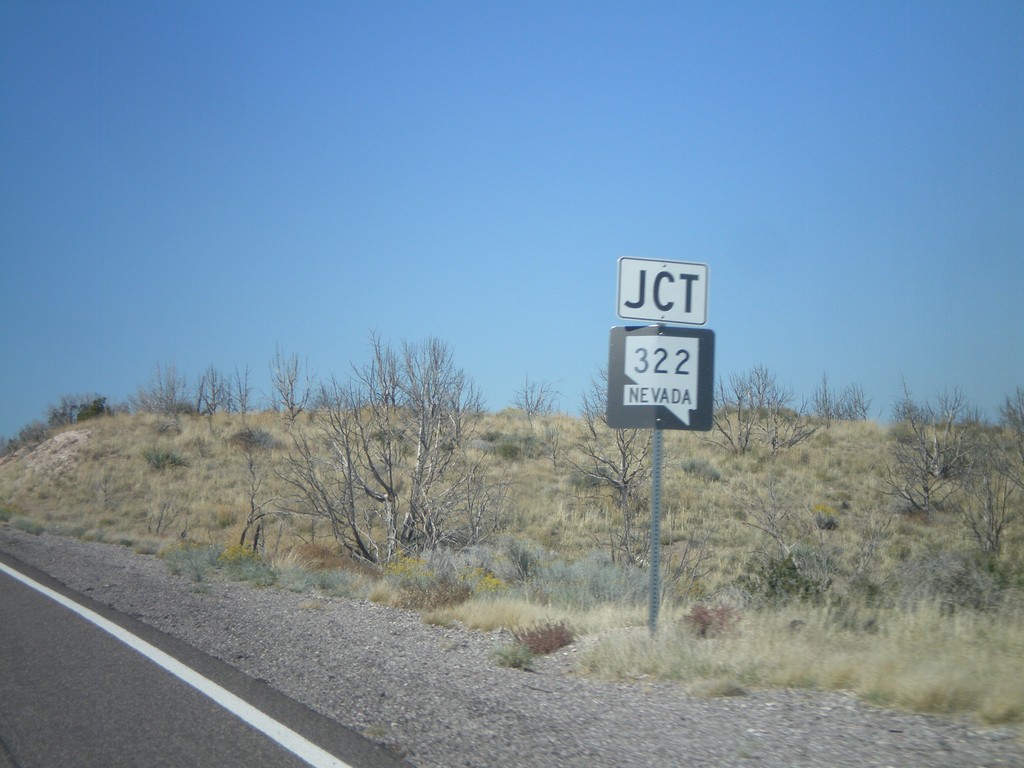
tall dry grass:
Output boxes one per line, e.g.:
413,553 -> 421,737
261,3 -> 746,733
577,598 -> 1024,725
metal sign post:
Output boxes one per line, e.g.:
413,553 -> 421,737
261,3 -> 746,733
610,259 -> 715,635
648,425 -> 664,634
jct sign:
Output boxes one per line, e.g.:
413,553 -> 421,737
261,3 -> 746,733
607,325 -> 715,431
617,257 -> 708,326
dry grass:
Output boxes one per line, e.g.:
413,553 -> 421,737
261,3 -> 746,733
2,408 -> 1023,724
577,600 -> 1024,724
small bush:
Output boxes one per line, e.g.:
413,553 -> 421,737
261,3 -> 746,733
144,447 -> 189,470
679,458 -> 721,482
77,397 -> 109,422
399,576 -> 472,609
11,517 -> 45,535
384,555 -> 473,609
230,426 -> 279,452
501,538 -> 546,583
896,550 -> 1005,612
218,544 -> 259,565
492,643 -> 535,670
225,558 -> 277,587
495,441 -> 522,460
686,604 -> 738,638
737,554 -> 830,604
534,552 -> 648,607
512,621 -> 574,654
163,544 -> 223,582
813,503 -> 839,530
217,543 -> 277,586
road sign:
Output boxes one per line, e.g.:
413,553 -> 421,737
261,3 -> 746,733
606,325 -> 715,431
617,257 -> 708,325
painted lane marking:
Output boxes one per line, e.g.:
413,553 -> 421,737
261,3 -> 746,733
0,560 -> 353,768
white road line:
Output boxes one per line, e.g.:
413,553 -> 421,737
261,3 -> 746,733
0,560 -> 354,768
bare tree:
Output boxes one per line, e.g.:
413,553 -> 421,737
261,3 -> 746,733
837,383 -> 872,421
512,375 -> 560,428
271,346 -> 311,424
196,365 -> 231,422
279,335 -> 500,563
237,420 -> 274,553
280,414 -> 377,561
133,363 -> 193,415
570,371 -> 651,565
812,373 -> 872,425
232,365 -> 253,415
711,373 -> 759,454
713,366 -> 817,454
1000,386 -> 1024,477
956,436 -> 1019,556
884,385 -> 977,518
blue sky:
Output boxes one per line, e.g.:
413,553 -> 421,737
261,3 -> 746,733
1,0 -> 1021,439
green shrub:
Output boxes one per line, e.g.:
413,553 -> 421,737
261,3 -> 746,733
77,397 -> 109,422
492,643 -> 535,670
215,544 -> 277,586
11,517 -> 45,535
230,426 -> 279,452
679,458 -> 721,482
384,555 -> 473,609
223,557 -> 277,587
533,551 -> 648,607
163,544 -> 223,582
494,434 -> 542,461
277,565 -> 365,597
500,538 -> 547,583
144,447 -> 189,470
896,550 -> 1006,612
495,441 -> 522,460
737,554 -> 831,604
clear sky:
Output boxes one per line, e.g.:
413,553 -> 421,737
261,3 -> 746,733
1,0 -> 1022,439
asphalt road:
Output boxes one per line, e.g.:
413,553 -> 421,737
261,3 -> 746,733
0,554 -> 410,768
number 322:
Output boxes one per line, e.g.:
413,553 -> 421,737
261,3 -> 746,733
633,347 -> 690,375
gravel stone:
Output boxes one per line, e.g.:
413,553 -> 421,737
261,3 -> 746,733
3,528 -> 1022,767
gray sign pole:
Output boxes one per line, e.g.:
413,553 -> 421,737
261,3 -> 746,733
648,425 -> 664,635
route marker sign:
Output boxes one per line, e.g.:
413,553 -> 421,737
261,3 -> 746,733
617,257 -> 708,325
606,325 -> 715,431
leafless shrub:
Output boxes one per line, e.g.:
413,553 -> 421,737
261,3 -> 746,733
148,498 -> 184,536
133,363 -> 194,415
279,335 -> 501,563
512,621 -> 574,655
956,437 -> 1019,556
686,604 -> 738,638
196,365 -> 232,420
512,375 -> 560,429
270,346 -> 312,424
812,373 -> 872,426
884,385 -> 977,518
712,366 -> 817,455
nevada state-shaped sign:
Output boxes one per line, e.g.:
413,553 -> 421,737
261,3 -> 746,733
607,325 -> 715,431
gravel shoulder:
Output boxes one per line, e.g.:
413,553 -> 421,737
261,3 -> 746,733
2,527 -> 1022,768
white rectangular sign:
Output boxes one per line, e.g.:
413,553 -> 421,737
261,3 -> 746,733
617,257 -> 708,325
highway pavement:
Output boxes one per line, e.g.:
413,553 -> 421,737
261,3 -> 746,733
0,553 -> 410,768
